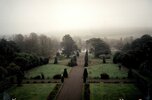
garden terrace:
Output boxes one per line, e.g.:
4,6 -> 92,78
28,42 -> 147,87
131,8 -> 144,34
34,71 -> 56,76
88,64 -> 128,79
4,84 -> 56,100
90,83 -> 143,100
25,64 -> 71,79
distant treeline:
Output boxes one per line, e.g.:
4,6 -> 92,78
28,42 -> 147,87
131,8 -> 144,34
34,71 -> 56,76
13,33 -> 59,57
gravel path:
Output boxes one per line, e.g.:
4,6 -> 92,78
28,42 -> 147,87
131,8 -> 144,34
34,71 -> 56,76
57,54 -> 84,100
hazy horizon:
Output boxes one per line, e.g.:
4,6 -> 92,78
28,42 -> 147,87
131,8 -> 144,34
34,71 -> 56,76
0,0 -> 152,38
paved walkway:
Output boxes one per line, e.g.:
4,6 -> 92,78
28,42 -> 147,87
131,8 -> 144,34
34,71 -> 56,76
57,54 -> 84,100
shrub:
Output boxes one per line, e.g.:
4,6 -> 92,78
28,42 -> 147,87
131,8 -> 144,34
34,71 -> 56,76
113,52 -> 124,64
83,68 -> 88,79
84,51 -> 88,67
41,73 -> 45,79
26,81 -> 30,84
102,56 -> 106,63
54,56 -> 58,64
68,56 -> 77,67
100,73 -> 109,79
61,76 -> 64,83
84,84 -> 90,100
14,53 -> 49,71
53,74 -> 61,79
63,68 -> 68,78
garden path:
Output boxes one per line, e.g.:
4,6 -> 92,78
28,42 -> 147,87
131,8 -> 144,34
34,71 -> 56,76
57,53 -> 84,100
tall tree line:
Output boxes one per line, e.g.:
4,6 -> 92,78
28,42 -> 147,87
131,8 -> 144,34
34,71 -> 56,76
13,33 -> 59,57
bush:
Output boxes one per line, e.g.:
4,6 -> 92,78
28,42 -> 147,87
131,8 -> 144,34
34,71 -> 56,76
100,73 -> 109,79
14,53 -> 49,71
113,52 -> 124,64
41,73 -> 45,79
63,68 -> 68,78
102,56 -> 106,64
47,84 -> 61,100
53,74 -> 61,79
54,57 -> 58,64
68,56 -> 77,67
84,83 -> 90,100
83,68 -> 88,79
84,51 -> 88,67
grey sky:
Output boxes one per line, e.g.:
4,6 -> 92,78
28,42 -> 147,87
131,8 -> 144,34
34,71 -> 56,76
0,0 -> 152,36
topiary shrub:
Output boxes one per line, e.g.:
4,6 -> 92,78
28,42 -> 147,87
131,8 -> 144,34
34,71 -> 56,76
68,56 -> 77,67
83,68 -> 88,83
54,56 -> 58,64
102,56 -> 106,64
100,73 -> 109,79
84,50 -> 88,67
84,83 -> 90,100
63,68 -> 68,78
41,73 -> 45,79
53,74 -> 61,79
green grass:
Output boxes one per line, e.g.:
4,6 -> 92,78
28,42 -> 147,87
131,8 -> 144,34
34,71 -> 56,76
58,59 -> 70,66
25,64 -> 71,79
50,58 -> 70,66
6,84 -> 55,100
90,83 -> 142,100
88,64 -> 127,78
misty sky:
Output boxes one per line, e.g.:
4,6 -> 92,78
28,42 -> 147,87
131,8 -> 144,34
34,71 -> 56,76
0,0 -> 152,36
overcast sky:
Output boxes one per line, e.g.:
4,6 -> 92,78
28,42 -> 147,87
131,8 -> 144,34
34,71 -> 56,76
0,0 -> 152,36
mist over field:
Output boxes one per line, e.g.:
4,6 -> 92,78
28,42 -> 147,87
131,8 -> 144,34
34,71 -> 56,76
0,0 -> 152,39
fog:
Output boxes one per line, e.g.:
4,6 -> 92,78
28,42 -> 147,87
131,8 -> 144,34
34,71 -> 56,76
0,0 -> 152,38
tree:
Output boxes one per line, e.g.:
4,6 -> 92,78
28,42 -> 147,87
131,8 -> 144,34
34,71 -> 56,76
61,34 -> 78,58
61,76 -> 64,83
76,51 -> 79,57
83,68 -> 88,79
83,68 -> 88,83
68,56 -> 77,67
63,68 -> 68,78
0,39 -> 19,67
13,34 -> 24,51
54,56 -> 58,64
84,50 -> 88,67
102,56 -> 106,64
13,33 -> 59,58
86,38 -> 111,58
0,66 -> 7,80
113,34 -> 152,74
41,73 -> 45,79
6,63 -> 24,86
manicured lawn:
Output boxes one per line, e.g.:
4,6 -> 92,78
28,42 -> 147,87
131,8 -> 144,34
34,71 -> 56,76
50,58 -> 70,66
58,59 -> 70,66
88,64 -> 127,78
90,83 -> 142,100
88,53 -> 113,66
25,64 -> 71,79
6,84 -> 55,100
